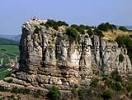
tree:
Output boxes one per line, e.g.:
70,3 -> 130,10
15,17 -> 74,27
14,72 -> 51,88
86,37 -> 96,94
47,86 -> 61,100
119,26 -> 128,31
97,22 -> 117,31
66,27 -> 80,42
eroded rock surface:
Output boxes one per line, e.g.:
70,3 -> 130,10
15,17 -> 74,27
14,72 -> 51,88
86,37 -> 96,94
15,19 -> 132,90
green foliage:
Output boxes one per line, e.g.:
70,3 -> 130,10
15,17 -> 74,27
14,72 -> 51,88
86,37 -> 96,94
126,82 -> 132,92
111,70 -> 122,82
87,29 -> 93,36
119,54 -> 124,62
33,90 -> 42,98
57,21 -> 68,26
0,86 -> 9,92
116,35 -> 132,47
66,27 -> 80,42
111,81 -> 123,91
78,87 -> 90,100
116,35 -> 132,63
97,22 -> 117,31
90,78 -> 99,87
94,28 -> 104,37
119,26 -> 128,31
0,67 -> 12,80
0,44 -> 19,67
0,38 -> 18,45
7,95 -> 21,100
48,86 -> 61,100
34,26 -> 42,33
71,24 -> 91,34
11,87 -> 30,94
45,19 -> 68,30
101,89 -> 112,100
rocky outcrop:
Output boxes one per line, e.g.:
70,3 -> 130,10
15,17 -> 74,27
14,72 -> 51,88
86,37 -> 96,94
15,19 -> 132,91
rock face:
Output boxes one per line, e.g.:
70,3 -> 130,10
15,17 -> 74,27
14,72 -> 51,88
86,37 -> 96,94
17,19 -> 132,90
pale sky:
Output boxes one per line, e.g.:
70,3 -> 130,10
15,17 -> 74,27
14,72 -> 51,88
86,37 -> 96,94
0,0 -> 132,34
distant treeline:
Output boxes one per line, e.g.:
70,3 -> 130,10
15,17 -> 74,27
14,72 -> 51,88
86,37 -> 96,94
0,38 -> 19,45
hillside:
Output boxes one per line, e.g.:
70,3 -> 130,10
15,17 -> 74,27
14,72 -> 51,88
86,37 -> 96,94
0,34 -> 21,42
0,38 -> 19,65
0,38 -> 19,45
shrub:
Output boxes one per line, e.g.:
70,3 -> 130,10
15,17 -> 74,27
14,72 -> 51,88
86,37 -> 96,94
101,89 -> 112,100
45,19 -> 68,30
94,28 -> 104,37
111,70 -> 122,82
71,87 -> 78,97
116,35 -> 132,47
111,82 -> 123,91
34,26 -> 41,33
71,24 -> 85,34
90,78 -> 99,87
0,86 -> 8,92
126,82 -> 132,92
11,87 -> 30,94
78,87 -> 90,100
11,87 -> 21,93
116,35 -> 132,63
119,54 -> 124,62
87,29 -> 93,36
33,90 -> 42,98
47,86 -> 61,100
66,27 -> 80,42
119,26 -> 128,31
57,21 -> 68,26
97,22 -> 117,31
71,24 -> 91,34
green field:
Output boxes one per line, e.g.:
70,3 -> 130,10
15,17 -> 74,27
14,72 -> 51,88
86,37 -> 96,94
0,45 -> 19,64
0,45 -> 19,57
0,67 -> 12,80
0,38 -> 19,80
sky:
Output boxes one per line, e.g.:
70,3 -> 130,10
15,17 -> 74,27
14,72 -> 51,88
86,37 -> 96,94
0,0 -> 132,35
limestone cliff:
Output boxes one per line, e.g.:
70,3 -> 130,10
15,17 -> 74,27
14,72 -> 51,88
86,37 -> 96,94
15,18 -> 131,90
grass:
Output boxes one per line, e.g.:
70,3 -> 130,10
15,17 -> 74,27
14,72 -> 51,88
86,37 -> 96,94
102,30 -> 132,41
0,38 -> 19,80
0,67 -> 12,80
0,45 -> 19,56
0,45 -> 19,64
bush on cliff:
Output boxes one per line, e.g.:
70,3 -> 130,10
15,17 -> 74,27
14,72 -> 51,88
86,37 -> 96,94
101,89 -> 112,100
66,27 -> 80,42
47,86 -> 61,100
111,69 -> 122,82
119,26 -> 128,31
116,35 -> 132,63
71,24 -> 91,34
97,22 -> 117,31
45,19 -> 68,30
94,28 -> 104,37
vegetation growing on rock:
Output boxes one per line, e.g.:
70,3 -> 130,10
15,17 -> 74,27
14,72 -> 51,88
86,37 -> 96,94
71,24 -> 91,34
45,19 -> 68,30
65,27 -> 80,42
97,22 -> 117,31
47,86 -> 61,100
75,70 -> 132,100
119,26 -> 128,31
116,35 -> 132,63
